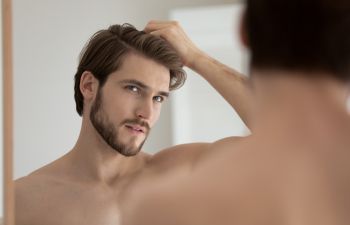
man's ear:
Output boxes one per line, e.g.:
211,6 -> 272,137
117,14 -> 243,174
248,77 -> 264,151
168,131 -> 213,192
239,10 -> 249,49
80,71 -> 99,101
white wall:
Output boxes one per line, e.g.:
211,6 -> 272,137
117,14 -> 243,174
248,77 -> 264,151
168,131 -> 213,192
13,0 -> 238,179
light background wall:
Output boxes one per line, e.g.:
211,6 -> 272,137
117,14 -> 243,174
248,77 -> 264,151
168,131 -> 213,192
13,0 -> 240,179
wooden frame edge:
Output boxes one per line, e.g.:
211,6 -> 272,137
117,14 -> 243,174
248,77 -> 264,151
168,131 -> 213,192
3,0 -> 14,224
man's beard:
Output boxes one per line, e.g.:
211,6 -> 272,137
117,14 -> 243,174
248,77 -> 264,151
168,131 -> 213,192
90,90 -> 149,156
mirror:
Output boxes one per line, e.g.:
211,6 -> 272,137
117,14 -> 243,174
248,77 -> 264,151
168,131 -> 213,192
13,0 -> 246,180
10,0 -> 350,223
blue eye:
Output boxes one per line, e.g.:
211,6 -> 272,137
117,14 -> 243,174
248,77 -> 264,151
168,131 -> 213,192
153,96 -> 164,103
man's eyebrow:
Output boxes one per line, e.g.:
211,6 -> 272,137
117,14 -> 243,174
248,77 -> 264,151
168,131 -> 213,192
158,91 -> 169,98
119,79 -> 169,97
119,79 -> 148,89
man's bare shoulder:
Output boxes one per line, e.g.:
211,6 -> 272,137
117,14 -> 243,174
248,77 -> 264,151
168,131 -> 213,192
16,160 -> 64,190
124,136 -> 245,192
16,172 -> 50,189
15,169 -> 62,225
147,136 -> 244,172
121,136 -> 249,224
15,166 -> 64,206
120,136 -> 245,210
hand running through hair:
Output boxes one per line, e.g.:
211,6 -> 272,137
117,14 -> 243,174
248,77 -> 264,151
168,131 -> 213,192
144,20 -> 204,69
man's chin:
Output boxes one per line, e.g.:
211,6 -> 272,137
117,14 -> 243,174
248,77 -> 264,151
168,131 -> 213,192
118,147 -> 142,157
111,142 -> 144,157
110,135 -> 147,156
121,150 -> 141,157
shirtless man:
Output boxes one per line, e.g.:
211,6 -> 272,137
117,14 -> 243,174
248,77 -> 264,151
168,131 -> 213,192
15,23 -> 251,225
121,0 -> 350,224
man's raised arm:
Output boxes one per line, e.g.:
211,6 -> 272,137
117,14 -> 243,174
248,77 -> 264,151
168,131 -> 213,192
144,20 -> 252,127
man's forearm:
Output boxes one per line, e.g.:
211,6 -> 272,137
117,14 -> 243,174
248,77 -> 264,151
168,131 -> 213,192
189,51 -> 252,128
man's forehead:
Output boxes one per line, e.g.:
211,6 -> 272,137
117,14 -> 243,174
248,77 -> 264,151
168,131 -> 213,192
110,53 -> 171,92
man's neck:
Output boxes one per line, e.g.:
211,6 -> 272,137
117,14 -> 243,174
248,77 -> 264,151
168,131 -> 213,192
250,70 -> 350,141
63,119 -> 149,185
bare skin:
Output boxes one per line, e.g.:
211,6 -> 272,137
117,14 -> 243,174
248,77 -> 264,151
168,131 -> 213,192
122,74 -> 350,225
120,24 -> 350,225
15,22 -> 251,225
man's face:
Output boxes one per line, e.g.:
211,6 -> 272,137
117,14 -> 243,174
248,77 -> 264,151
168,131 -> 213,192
90,53 -> 170,156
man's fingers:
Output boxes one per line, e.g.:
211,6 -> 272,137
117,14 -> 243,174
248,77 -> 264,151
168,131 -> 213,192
148,29 -> 175,45
149,30 -> 163,38
144,20 -> 179,33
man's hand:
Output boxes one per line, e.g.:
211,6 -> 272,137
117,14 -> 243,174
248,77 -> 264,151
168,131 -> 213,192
144,20 -> 203,68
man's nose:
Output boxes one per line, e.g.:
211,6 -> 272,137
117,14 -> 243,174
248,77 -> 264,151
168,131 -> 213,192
136,99 -> 153,120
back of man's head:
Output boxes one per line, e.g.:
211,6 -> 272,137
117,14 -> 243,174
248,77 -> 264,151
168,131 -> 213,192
74,24 -> 186,116
245,0 -> 350,82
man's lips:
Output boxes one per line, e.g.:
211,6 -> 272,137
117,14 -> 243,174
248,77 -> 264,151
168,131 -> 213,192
125,124 -> 146,133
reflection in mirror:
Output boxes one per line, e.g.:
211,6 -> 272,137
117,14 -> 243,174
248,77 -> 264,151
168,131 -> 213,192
13,0 -> 244,224
10,0 -> 350,224
13,0 -> 240,180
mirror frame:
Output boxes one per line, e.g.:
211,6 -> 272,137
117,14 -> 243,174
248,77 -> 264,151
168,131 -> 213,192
2,0 -> 14,224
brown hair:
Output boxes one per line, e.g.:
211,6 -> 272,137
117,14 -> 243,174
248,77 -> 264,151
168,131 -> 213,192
245,0 -> 350,82
74,23 -> 186,116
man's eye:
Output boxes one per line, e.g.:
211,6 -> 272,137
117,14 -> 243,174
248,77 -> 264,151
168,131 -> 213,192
126,85 -> 140,93
153,96 -> 164,103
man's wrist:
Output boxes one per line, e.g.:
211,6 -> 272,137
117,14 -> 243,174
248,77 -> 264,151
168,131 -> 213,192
187,49 -> 209,72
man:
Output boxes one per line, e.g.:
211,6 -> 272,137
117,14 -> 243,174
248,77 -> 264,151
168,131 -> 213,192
121,0 -> 350,225
15,23 -> 251,225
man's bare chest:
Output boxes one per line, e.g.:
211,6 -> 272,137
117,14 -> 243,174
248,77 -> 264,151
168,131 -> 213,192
19,184 -> 123,225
